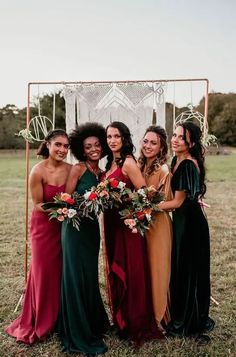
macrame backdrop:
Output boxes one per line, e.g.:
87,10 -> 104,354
21,79 -> 209,284
62,82 -> 165,162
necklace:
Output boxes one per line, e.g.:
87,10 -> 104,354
86,162 -> 101,180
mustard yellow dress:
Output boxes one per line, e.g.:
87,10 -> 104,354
143,163 -> 173,325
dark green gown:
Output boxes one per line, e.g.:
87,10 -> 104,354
58,169 -> 110,354
167,158 -> 212,337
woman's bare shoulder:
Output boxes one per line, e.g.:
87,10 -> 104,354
70,162 -> 86,175
29,161 -> 46,184
63,161 -> 73,172
123,156 -> 137,167
30,160 -> 45,175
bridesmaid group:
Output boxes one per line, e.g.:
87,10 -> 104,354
6,120 -> 215,354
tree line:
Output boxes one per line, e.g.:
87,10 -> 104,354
0,92 -> 235,149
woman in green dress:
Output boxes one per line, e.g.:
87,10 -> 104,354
57,123 -> 110,355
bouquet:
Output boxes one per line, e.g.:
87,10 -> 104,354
42,180 -> 164,236
119,185 -> 164,236
80,177 -> 130,218
42,192 -> 84,230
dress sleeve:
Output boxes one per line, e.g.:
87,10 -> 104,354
174,160 -> 200,200
146,164 -> 173,201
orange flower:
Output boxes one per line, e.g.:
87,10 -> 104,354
143,208 -> 152,215
99,190 -> 109,198
60,193 -> 71,201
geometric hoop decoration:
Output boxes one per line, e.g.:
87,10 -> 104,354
175,105 -> 217,147
29,116 -> 53,141
175,105 -> 205,132
17,116 -> 53,143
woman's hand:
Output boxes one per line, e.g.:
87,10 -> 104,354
158,190 -> 186,211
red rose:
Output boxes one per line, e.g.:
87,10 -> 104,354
136,211 -> 145,221
65,198 -> 75,205
89,192 -> 97,200
110,179 -> 119,188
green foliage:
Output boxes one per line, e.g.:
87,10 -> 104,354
0,105 -> 26,149
34,92 -> 66,130
198,92 -> 236,145
0,92 -> 66,149
0,91 -> 235,149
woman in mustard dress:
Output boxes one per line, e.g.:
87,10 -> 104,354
139,125 -> 172,331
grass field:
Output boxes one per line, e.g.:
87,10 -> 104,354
0,150 -> 235,357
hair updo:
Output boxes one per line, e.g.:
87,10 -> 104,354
37,129 -> 68,159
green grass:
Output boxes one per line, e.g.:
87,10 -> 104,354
0,150 -> 235,356
206,154 -> 236,183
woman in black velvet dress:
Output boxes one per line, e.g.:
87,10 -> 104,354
158,122 -> 214,342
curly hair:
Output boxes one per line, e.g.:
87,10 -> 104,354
138,125 -> 169,176
69,122 -> 108,161
105,121 -> 136,171
173,121 -> 206,197
37,129 -> 68,159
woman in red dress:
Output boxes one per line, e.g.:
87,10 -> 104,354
6,129 -> 71,344
103,121 -> 163,345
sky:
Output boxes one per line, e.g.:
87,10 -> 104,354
0,0 -> 235,108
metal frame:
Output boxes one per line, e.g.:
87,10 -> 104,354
24,78 -> 209,281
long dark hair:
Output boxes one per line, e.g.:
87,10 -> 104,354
173,122 -> 206,196
69,122 -> 108,161
37,129 -> 68,159
139,125 -> 168,176
105,121 -> 136,171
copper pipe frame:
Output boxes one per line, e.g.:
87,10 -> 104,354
24,78 -> 209,281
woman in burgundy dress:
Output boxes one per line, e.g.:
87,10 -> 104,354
6,129 -> 71,344
103,121 -> 163,345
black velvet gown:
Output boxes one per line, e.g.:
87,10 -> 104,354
167,158 -> 212,337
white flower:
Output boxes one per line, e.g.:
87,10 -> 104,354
68,208 -> 77,218
145,214 -> 152,222
137,188 -> 146,197
118,181 -> 126,189
84,191 -> 92,200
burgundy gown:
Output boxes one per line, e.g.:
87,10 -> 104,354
6,184 -> 64,344
103,167 -> 163,345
